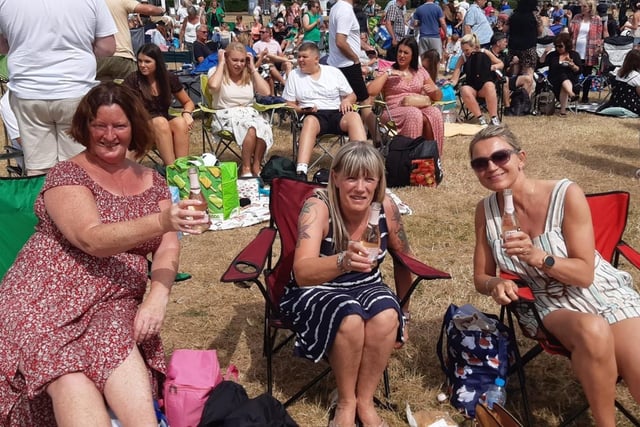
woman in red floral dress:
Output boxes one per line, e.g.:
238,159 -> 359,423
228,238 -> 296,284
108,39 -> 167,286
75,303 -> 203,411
0,82 -> 210,426
367,37 -> 445,157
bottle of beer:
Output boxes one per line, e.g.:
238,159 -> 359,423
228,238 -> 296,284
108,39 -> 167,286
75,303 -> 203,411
361,202 -> 382,263
186,167 -> 210,233
502,189 -> 519,241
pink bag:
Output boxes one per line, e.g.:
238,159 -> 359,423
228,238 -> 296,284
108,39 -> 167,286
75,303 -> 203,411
163,349 -> 238,427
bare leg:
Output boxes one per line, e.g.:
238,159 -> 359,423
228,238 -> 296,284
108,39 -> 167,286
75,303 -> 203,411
151,116 -> 176,165
611,318 -> 640,403
240,127 -> 257,176
356,309 -> 398,426
559,79 -> 575,114
47,372 -> 111,427
169,116 -> 190,160
104,346 -> 157,427
544,310 -> 617,427
340,111 -> 367,141
328,315 -> 364,427
478,82 -> 498,117
253,138 -> 267,176
460,86 -> 482,118
297,115 -> 321,166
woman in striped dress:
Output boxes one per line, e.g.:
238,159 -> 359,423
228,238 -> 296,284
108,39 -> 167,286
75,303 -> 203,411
279,141 -> 413,427
470,125 -> 640,427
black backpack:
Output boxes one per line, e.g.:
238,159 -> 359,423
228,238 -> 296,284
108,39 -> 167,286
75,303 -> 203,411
509,88 -> 531,116
384,136 -> 443,188
260,155 -> 298,185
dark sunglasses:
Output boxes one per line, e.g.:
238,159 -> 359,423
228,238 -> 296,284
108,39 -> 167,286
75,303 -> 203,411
554,44 -> 564,48
470,149 -> 518,171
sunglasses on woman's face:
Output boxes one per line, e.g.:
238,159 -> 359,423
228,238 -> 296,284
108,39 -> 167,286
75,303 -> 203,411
555,44 -> 564,48
470,149 -> 518,172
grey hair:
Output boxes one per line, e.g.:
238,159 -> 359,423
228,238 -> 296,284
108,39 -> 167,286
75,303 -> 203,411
315,141 -> 387,253
469,124 -> 522,158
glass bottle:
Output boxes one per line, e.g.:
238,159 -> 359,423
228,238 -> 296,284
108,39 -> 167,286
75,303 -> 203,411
502,189 -> 519,241
186,167 -> 210,233
361,202 -> 381,263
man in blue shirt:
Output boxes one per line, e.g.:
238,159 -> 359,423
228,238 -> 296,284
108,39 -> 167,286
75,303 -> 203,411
413,0 -> 447,55
463,0 -> 493,48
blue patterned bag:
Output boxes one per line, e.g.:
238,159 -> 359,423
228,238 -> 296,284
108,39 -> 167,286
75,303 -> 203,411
436,304 -> 512,418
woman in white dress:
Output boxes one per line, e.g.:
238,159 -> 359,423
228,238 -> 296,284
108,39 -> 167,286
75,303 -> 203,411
207,42 -> 273,177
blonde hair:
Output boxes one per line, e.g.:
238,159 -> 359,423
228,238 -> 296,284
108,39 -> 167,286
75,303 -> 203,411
223,42 -> 251,86
460,33 -> 480,49
315,141 -> 387,253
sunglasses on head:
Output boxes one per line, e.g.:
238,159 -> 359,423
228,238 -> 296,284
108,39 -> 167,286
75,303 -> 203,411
470,149 -> 518,171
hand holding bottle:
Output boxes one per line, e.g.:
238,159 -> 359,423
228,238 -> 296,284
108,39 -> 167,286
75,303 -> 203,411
160,199 -> 211,234
340,241 -> 377,273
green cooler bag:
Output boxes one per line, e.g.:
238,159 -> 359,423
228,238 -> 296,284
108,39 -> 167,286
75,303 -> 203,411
166,156 -> 239,220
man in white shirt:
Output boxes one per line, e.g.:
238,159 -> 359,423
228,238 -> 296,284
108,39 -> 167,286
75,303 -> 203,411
0,0 -> 116,175
283,42 -> 366,179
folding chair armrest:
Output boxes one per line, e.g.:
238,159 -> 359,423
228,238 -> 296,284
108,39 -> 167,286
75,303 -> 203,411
253,102 -> 287,112
389,249 -> 451,307
616,240 -> 640,271
0,146 -> 23,161
500,272 -> 535,302
220,227 -> 277,284
198,103 -> 216,114
389,250 -> 451,280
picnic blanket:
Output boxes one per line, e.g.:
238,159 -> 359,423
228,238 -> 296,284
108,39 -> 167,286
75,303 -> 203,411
207,184 -> 413,232
444,122 -> 484,137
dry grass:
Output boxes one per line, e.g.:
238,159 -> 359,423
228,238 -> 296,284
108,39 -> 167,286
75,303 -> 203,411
163,111 -> 640,427
3,107 -> 640,426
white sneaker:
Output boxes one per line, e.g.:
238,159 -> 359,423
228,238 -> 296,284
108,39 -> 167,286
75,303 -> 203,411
478,116 -> 488,127
491,116 -> 501,126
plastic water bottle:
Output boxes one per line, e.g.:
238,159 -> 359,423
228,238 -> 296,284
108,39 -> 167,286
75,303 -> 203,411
484,377 -> 507,409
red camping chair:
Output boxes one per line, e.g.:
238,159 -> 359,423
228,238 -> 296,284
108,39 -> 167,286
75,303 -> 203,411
220,177 -> 451,407
500,191 -> 640,426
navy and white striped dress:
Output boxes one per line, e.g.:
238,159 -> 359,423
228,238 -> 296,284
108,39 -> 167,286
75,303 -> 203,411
485,179 -> 640,327
279,200 -> 405,362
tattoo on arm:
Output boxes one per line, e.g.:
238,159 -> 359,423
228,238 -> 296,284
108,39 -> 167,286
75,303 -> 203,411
391,201 -> 411,253
296,200 -> 315,248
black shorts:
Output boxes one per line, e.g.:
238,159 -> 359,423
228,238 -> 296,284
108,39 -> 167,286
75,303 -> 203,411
338,63 -> 369,103
304,110 -> 345,135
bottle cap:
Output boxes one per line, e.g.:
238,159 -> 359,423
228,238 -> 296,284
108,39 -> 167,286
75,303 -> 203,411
495,377 -> 505,387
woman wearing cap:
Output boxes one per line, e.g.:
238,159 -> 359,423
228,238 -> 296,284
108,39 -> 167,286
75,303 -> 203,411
569,0 -> 608,103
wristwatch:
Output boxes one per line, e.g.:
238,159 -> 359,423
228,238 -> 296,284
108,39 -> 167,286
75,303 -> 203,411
542,254 -> 555,269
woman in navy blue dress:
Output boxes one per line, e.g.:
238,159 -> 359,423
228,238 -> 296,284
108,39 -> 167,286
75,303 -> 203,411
280,141 -> 413,427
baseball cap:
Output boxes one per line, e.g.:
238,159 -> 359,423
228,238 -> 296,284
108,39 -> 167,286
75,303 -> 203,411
490,32 -> 507,45
277,17 -> 285,23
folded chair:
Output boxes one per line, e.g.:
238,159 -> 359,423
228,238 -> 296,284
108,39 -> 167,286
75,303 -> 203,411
0,174 -> 45,279
500,191 -> 640,427
220,177 -> 451,407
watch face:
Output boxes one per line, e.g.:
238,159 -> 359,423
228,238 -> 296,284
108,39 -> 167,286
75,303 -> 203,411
544,255 -> 555,268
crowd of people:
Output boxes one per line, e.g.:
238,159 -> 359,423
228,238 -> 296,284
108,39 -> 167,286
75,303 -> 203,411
1,0 -> 640,425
